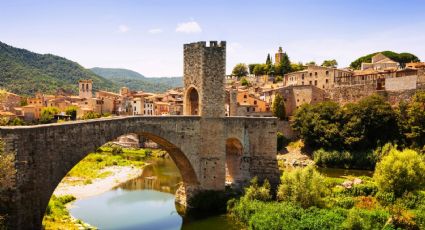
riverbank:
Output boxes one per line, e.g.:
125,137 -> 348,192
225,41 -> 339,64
54,165 -> 144,199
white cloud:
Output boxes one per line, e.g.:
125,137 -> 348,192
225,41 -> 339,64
148,28 -> 163,34
118,24 -> 130,33
175,21 -> 202,34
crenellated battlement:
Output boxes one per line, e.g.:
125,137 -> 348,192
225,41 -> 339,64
184,41 -> 226,49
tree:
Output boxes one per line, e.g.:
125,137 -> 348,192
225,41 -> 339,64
306,61 -> 316,66
240,77 -> 249,86
248,64 -> 260,75
65,106 -> 78,120
292,101 -> 344,149
272,93 -> 286,120
253,64 -> 266,76
403,91 -> 425,148
40,107 -> 60,124
277,165 -> 328,208
278,53 -> 292,75
232,63 -> 249,78
342,94 -> 400,150
266,53 -> 272,65
374,148 -> 425,197
290,62 -> 306,72
321,59 -> 338,68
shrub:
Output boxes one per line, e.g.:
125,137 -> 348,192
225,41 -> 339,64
0,141 -> 15,189
244,177 -> 272,202
413,203 -> 425,230
111,146 -> 123,155
277,132 -> 289,151
82,111 -> 101,120
341,208 -> 390,230
277,165 -> 328,208
374,148 -> 425,197
313,148 -> 377,170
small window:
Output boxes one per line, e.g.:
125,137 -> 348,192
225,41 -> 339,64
309,81 -> 312,85
254,100 -> 257,105
244,95 -> 247,99
326,71 -> 329,76
326,79 -> 329,83
309,73 -> 312,77
315,72 -> 318,76
315,80 -> 318,86
302,81 -> 304,85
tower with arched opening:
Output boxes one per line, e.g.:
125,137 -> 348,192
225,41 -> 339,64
183,41 -> 226,117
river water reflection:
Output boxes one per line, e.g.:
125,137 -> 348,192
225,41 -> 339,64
69,158 -> 238,230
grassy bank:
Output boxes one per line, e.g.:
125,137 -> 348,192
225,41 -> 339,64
42,195 -> 94,230
63,146 -> 166,185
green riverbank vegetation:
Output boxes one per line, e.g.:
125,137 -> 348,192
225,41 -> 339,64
42,195 -> 96,229
292,92 -> 425,170
228,146 -> 425,229
62,145 -> 166,185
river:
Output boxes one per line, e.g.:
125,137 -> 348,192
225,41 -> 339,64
69,158 -> 239,230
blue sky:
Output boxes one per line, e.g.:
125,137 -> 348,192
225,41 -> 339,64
1,0 -> 424,77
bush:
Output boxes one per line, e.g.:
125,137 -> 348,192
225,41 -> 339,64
111,146 -> 123,155
82,111 -> 101,120
313,148 -> 380,170
277,132 -> 289,151
341,208 -> 390,230
0,141 -> 15,189
277,166 -> 328,208
244,177 -> 272,202
374,148 -> 425,197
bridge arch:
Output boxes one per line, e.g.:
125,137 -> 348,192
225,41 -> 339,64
225,137 -> 244,186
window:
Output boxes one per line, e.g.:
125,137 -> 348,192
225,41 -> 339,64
302,74 -> 304,80
244,95 -> 247,99
326,71 -> 329,76
254,100 -> 257,105
315,80 -> 317,86
309,73 -> 312,77
315,72 -> 318,77
326,79 -> 329,83
302,81 -> 304,85
309,81 -> 312,85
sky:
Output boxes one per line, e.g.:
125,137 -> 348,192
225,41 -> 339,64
1,0 -> 425,77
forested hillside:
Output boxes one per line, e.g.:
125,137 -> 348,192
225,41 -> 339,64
0,41 -> 118,96
90,67 -> 182,93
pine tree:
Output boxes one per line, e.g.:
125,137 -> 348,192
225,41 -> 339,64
266,54 -> 272,65
279,53 -> 292,75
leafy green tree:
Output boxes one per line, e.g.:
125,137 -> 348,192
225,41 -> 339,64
65,106 -> 78,120
248,64 -> 260,75
321,59 -> 338,68
253,64 -> 266,76
272,93 -> 285,120
240,77 -> 249,86
403,91 -> 425,148
306,61 -> 316,66
373,148 -> 425,197
232,63 -> 249,78
342,94 -> 400,150
292,101 -> 344,149
277,165 -> 328,208
290,62 -> 306,72
40,107 -> 60,124
275,76 -> 283,82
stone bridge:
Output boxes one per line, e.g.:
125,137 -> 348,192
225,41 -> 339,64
0,41 -> 279,229
0,115 -> 278,229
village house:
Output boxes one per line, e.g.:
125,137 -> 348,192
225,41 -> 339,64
361,53 -> 399,71
284,64 -> 353,90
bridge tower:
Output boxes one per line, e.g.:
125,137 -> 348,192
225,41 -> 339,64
183,41 -> 226,117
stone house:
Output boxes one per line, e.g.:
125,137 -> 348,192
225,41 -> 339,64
361,53 -> 399,71
284,65 -> 352,90
275,85 -> 326,117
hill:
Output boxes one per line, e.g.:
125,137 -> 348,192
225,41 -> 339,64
90,67 -> 183,93
350,51 -> 420,70
0,41 -> 118,96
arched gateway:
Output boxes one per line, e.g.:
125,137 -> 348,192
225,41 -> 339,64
0,41 -> 279,230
